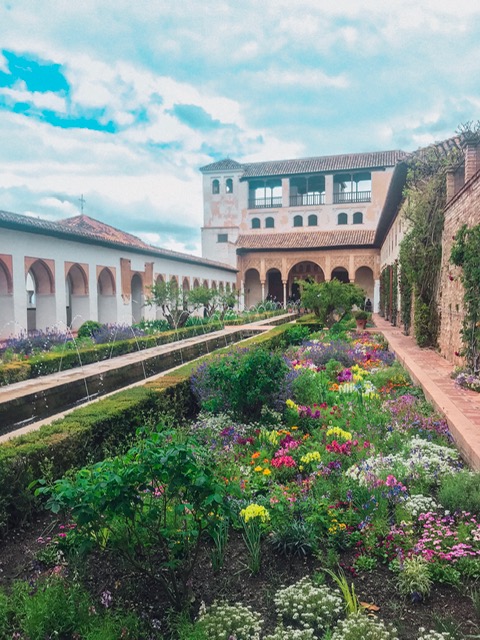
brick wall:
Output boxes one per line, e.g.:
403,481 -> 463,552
439,170 -> 480,364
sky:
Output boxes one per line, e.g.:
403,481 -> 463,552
1,1 -> 479,256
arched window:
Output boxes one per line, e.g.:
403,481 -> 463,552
251,217 -> 261,229
265,216 -> 274,228
225,178 -> 233,193
212,179 -> 220,194
337,212 -> 348,225
308,214 -> 318,226
293,215 -> 303,227
353,211 -> 363,224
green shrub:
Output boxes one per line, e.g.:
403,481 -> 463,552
397,556 -> 432,601
40,431 -> 230,609
0,360 -> 31,385
438,471 -> 480,516
292,368 -> 331,406
77,320 -> 103,339
191,347 -> 289,421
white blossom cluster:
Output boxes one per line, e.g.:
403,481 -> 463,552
273,577 -> 343,632
196,601 -> 263,640
417,630 -> 453,640
331,613 -> 399,640
264,626 -> 315,640
346,437 -> 461,486
403,494 -> 441,518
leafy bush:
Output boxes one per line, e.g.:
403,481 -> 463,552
438,471 -> 480,515
191,347 -> 289,421
397,556 -> 432,601
77,320 -> 103,339
40,431 -> 230,609
331,613 -> 399,640
291,369 -> 331,406
269,519 -> 316,557
0,360 -> 31,385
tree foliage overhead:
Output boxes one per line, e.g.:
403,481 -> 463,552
299,279 -> 366,328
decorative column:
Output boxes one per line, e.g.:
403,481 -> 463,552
261,281 -> 265,302
373,279 -> 380,313
282,281 -> 287,308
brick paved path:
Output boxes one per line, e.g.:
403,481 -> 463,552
373,314 -> 480,470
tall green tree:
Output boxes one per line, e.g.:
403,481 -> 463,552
299,279 -> 365,328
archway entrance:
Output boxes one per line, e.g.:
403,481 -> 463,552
66,264 -> 89,330
0,259 -> 14,337
244,268 -> 261,308
266,268 -> 283,304
131,274 -> 144,324
26,260 -> 55,332
354,266 -> 375,307
287,261 -> 325,302
97,268 -> 117,324
331,267 -> 349,283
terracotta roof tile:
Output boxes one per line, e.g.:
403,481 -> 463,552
200,150 -> 406,178
236,229 -> 376,250
0,210 -> 237,271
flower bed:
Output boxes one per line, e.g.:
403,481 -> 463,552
2,327 -> 480,638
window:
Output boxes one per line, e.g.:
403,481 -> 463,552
293,215 -> 303,227
225,178 -> 233,193
337,212 -> 348,225
251,217 -> 261,229
212,179 -> 220,194
353,211 -> 363,224
265,216 -> 275,228
217,233 -> 228,242
308,214 -> 318,226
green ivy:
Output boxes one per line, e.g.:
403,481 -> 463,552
398,147 -> 459,346
451,223 -> 480,373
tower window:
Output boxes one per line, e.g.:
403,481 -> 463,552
217,233 -> 228,242
212,179 -> 220,194
293,215 -> 303,227
226,178 -> 233,193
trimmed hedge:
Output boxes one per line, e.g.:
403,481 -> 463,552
0,322 -> 296,536
0,322 -> 224,386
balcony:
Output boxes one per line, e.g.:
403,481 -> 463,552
290,193 -> 325,206
248,196 -> 283,209
333,191 -> 371,204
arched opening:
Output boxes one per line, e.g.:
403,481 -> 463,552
331,267 -> 349,283
308,214 -> 318,226
154,274 -> 165,320
248,178 -> 282,209
211,281 -> 217,291
97,267 -> 117,324
225,178 -> 233,194
244,268 -> 261,308
293,215 -> 303,227
219,282 -> 224,293
251,217 -> 261,229
354,266 -> 374,307
131,273 -> 144,324
288,261 -> 325,301
337,212 -> 348,225
266,268 -> 283,304
26,260 -> 55,332
212,179 -> 220,194
193,278 -> 200,289
182,277 -> 190,309
353,211 -> 363,224
0,259 -> 14,338
66,264 -> 89,330
265,216 -> 275,228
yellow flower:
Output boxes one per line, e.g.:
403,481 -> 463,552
326,427 -> 352,441
286,399 -> 298,410
254,465 -> 263,472
300,451 -> 321,465
240,504 -> 270,523
263,468 -> 271,476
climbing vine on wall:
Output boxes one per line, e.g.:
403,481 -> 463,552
399,147 -> 459,347
451,224 -> 480,373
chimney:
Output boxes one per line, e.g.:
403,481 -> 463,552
464,141 -> 479,183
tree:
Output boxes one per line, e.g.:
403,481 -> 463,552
145,280 -> 191,328
299,279 -> 366,328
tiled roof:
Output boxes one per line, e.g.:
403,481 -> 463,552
236,229 -> 376,250
409,135 -> 463,164
200,150 -> 406,179
200,158 -> 243,172
0,210 -> 237,271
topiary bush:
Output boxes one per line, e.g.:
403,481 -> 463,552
77,320 -> 103,339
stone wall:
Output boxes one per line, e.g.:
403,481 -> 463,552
439,169 -> 480,365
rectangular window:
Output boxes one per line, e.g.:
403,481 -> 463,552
217,233 -> 228,243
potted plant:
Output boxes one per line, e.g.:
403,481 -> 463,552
353,310 -> 370,331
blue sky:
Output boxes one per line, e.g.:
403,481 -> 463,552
1,0 -> 479,254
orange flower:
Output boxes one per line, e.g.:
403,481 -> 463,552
251,451 -> 261,459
